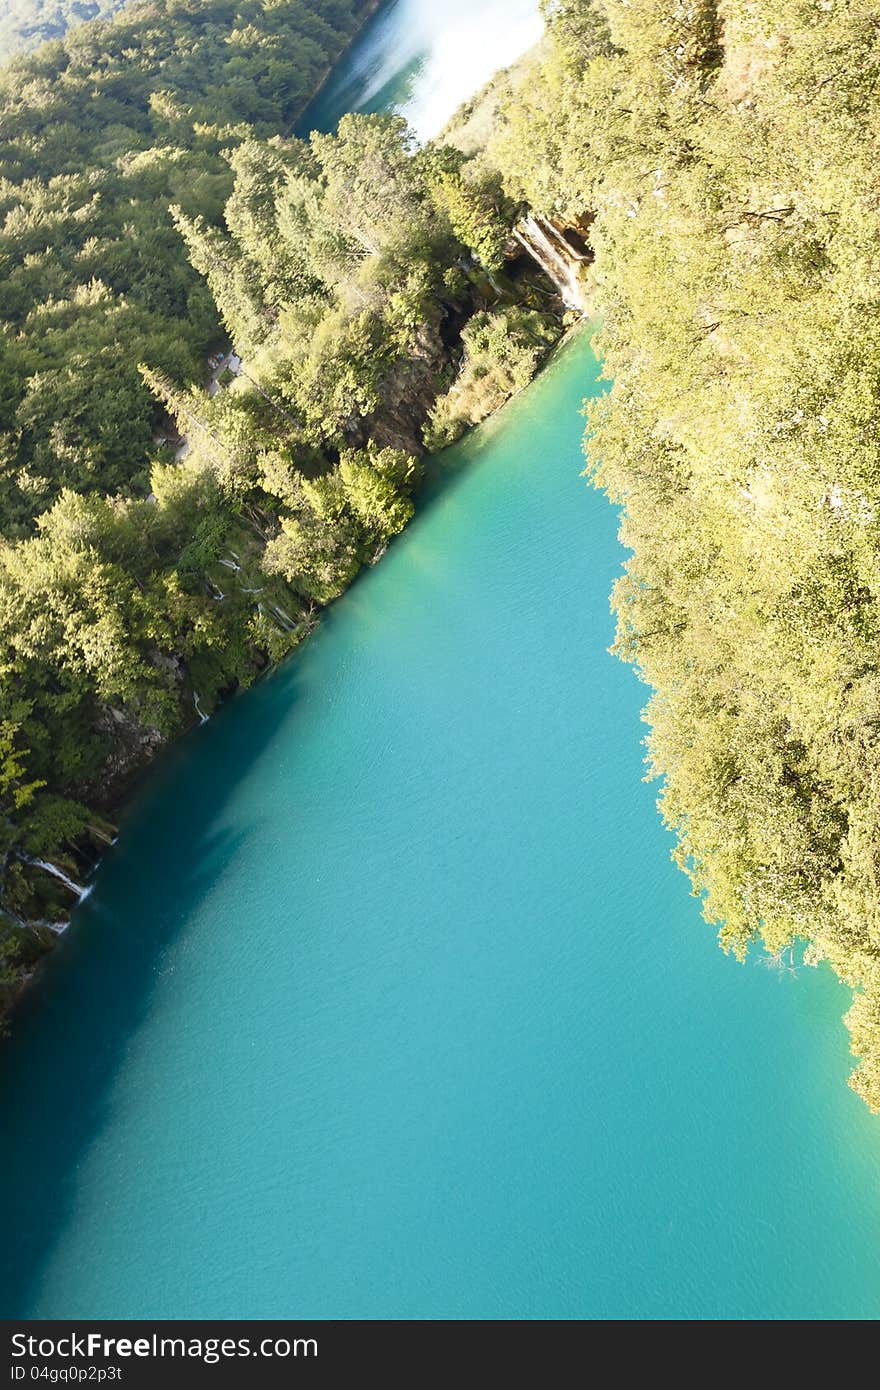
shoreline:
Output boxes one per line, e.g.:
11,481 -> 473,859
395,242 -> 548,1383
290,0 -> 385,135
1,1 -> 586,1028
0,317 -> 585,1030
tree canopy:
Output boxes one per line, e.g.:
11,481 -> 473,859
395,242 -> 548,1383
0,0 -> 131,62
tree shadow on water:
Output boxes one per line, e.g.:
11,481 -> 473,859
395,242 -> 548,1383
0,669 -> 294,1317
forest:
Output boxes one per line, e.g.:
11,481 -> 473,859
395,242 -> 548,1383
0,0 -> 561,990
0,0 -> 129,61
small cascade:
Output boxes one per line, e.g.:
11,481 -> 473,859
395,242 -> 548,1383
271,604 -> 297,631
513,213 -> 591,313
13,913 -> 71,935
20,856 -> 86,899
218,556 -> 241,572
193,691 -> 209,725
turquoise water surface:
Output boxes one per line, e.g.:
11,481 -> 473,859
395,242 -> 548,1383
296,0 -> 542,139
3,332 -> 880,1319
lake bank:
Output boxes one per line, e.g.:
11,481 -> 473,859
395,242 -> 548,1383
5,329 -> 880,1318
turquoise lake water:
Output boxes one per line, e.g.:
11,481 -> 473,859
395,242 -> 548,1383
3,330 -> 880,1319
296,0 -> 543,139
4,0 -> 880,1320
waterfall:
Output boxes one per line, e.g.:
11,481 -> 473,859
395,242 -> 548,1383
258,601 -> 292,633
20,855 -> 86,899
44,919 -> 71,935
193,691 -> 209,724
9,911 -> 71,936
218,557 -> 241,572
271,604 -> 297,631
513,214 -> 591,313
